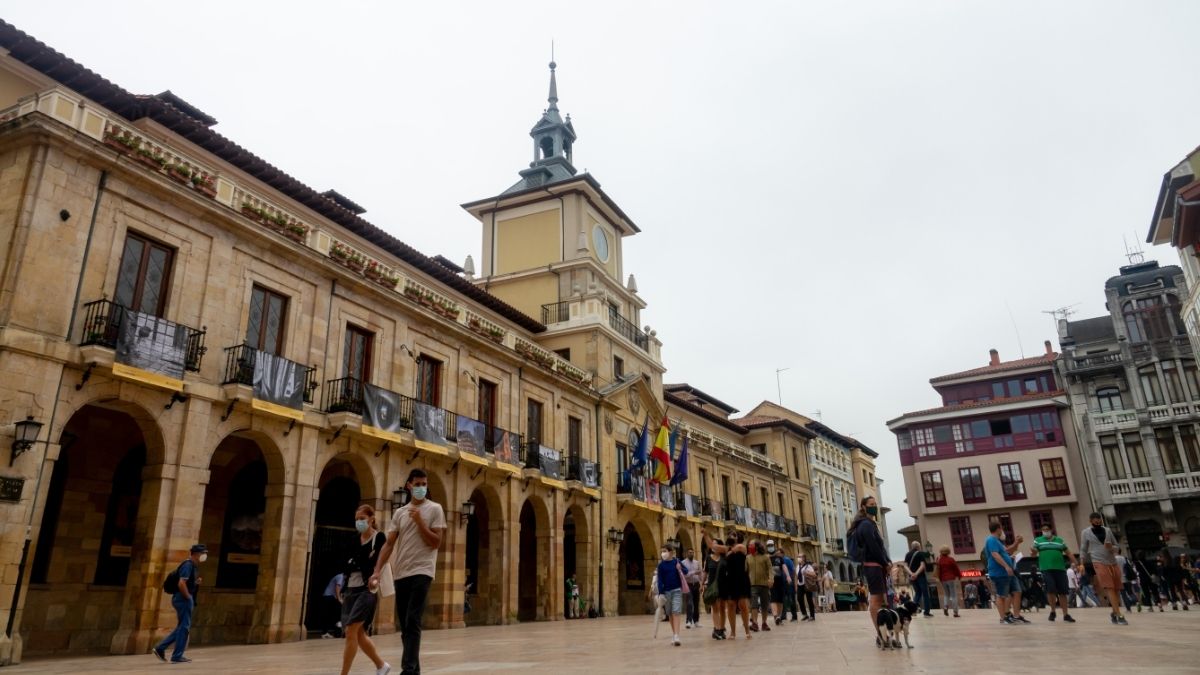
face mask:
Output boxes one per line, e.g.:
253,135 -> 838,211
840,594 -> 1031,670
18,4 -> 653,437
1042,531 -> 1051,538
411,486 -> 428,500
356,519 -> 369,533
866,506 -> 878,516
661,552 -> 669,561
767,546 -> 776,554
198,553 -> 208,563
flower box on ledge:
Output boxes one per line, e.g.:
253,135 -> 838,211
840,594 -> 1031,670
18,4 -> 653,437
466,314 -> 507,344
329,241 -> 366,272
133,148 -> 167,172
192,174 -> 217,198
167,164 -> 193,186
104,131 -> 140,155
364,262 -> 400,290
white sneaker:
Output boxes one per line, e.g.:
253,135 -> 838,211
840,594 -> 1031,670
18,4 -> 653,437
377,663 -> 392,675
320,632 -> 334,639
684,621 -> 692,629
672,635 -> 680,646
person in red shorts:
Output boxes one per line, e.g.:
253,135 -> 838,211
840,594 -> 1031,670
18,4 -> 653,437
1079,512 -> 1128,625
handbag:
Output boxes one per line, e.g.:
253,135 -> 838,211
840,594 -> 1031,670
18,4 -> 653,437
703,571 -> 720,604
677,563 -> 689,595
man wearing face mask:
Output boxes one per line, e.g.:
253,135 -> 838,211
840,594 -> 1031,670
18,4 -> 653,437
680,549 -> 702,629
1031,524 -> 1076,623
153,544 -> 207,663
372,469 -> 446,675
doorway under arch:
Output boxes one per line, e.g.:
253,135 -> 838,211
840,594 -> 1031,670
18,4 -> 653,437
303,459 -> 363,636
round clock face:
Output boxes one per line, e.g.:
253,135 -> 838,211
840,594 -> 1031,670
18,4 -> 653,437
593,224 -> 610,262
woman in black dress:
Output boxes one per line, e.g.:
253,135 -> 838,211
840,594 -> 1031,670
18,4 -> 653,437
339,505 -> 390,675
713,534 -> 751,639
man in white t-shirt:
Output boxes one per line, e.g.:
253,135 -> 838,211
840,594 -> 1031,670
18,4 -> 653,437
372,469 -> 446,675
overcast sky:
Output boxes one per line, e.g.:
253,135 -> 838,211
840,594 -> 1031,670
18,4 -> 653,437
8,1 -> 1200,553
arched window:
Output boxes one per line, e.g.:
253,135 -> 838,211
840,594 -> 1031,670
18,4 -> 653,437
1096,387 -> 1123,412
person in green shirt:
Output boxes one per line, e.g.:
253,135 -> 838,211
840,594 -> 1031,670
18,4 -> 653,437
1032,524 -> 1076,622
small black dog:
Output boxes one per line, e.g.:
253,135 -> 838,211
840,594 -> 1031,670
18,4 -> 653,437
875,600 -> 918,650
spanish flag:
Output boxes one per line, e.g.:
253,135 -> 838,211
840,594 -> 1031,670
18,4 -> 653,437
650,416 -> 672,483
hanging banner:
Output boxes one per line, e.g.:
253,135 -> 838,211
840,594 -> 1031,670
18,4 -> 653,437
362,384 -> 406,437
413,402 -> 451,449
456,416 -> 487,457
707,498 -> 724,520
580,460 -> 599,488
492,428 -> 519,467
112,308 -> 187,390
683,494 -> 700,517
630,474 -> 647,502
252,351 -> 305,411
538,445 -> 562,479
660,486 -> 675,510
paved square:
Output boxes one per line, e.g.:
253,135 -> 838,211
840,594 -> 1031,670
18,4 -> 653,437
9,607 -> 1199,674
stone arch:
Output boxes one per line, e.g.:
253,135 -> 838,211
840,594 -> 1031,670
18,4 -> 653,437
24,402 -> 164,657
562,502 -> 592,618
303,455 -> 374,635
465,483 -> 506,626
617,514 -> 659,615
193,430 -> 288,645
516,494 -> 554,622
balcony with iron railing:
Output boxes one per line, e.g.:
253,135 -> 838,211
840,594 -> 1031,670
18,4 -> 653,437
222,343 -> 318,404
801,523 -> 819,540
80,299 -> 207,372
608,306 -> 649,352
323,376 -> 367,415
541,301 -> 571,325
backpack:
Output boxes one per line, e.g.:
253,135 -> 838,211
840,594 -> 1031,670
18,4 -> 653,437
162,561 -> 186,594
846,521 -> 865,563
803,565 -> 819,592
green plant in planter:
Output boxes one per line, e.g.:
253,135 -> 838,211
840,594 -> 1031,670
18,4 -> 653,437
287,223 -> 308,238
330,242 -> 352,260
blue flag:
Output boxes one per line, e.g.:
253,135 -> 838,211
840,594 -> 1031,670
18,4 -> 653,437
669,436 -> 689,486
631,418 -> 649,473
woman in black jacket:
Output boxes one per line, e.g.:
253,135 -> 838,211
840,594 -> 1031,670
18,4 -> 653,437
339,505 -> 390,675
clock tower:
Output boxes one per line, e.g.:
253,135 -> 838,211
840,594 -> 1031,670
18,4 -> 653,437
461,60 -> 663,387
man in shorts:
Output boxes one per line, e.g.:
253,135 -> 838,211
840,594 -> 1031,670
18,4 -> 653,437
983,521 -> 1027,624
1032,524 -> 1076,622
1079,512 -> 1129,625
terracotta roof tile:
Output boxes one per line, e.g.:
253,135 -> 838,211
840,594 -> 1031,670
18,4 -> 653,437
929,353 -> 1058,384
887,390 -> 1065,426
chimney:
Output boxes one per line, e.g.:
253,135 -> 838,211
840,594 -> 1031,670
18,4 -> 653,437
1044,340 -> 1054,356
989,349 -> 1000,366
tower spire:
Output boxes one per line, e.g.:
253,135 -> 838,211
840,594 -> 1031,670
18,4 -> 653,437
547,60 -> 559,112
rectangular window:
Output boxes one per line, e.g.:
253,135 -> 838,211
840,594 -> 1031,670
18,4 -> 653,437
1123,432 -> 1149,477
798,498 -> 806,525
778,492 -> 786,517
554,348 -> 571,361
1007,380 -> 1022,397
1163,362 -> 1185,403
741,481 -> 751,506
933,425 -> 954,443
415,355 -> 442,406
1181,425 -> 1200,472
1141,369 -> 1164,406
1039,458 -> 1070,496
949,516 -> 975,554
246,285 -> 288,354
1101,435 -> 1126,479
998,463 -> 1026,500
959,466 -> 985,503
612,355 -> 624,379
568,416 -> 582,458
526,399 -> 544,446
970,420 -> 991,438
477,379 -> 497,434
114,232 -> 174,316
992,382 -> 1006,399
1030,510 -> 1055,534
921,470 -> 946,507
988,512 -> 1015,544
343,325 -> 373,383
990,419 -> 1012,436
1156,427 -> 1185,474
751,443 -> 767,455
698,467 -> 709,501
760,486 -> 769,510
1011,415 -> 1031,433
721,475 -> 731,507
616,442 -> 629,480
1024,378 -> 1038,393
792,446 -> 801,479
1184,363 -> 1200,400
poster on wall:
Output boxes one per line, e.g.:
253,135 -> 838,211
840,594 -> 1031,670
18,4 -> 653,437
630,474 -> 646,502
456,416 -> 487,457
362,384 -> 405,434
683,494 -> 699,517
707,498 -> 723,520
660,486 -> 674,510
114,309 -> 187,381
493,429 -> 518,465
625,556 -> 644,589
252,351 -> 305,410
581,460 -> 599,488
413,402 -> 451,446
538,445 -> 562,479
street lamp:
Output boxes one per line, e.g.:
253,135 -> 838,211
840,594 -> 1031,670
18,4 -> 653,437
10,416 -> 42,465
607,527 -> 621,546
460,500 -> 476,526
392,487 -> 409,509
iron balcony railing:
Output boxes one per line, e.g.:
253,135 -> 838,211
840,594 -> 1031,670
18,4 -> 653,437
324,376 -> 365,414
222,343 -> 318,404
801,523 -> 819,540
607,306 -> 649,352
541,301 -> 570,324
80,299 -> 207,372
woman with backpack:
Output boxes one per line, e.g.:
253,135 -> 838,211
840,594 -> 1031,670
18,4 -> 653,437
847,496 -> 892,648
796,554 -> 818,621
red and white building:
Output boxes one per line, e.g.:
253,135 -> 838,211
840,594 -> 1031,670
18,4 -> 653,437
888,344 -> 1096,574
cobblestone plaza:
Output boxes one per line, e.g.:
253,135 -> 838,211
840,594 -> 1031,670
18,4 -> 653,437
9,608 -> 1199,674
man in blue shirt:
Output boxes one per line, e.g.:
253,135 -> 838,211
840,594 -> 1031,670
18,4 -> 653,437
983,522 -> 1027,625
154,543 -> 207,663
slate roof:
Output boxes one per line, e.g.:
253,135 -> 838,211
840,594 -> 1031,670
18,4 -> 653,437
929,353 -> 1058,384
0,19 -> 546,334
1064,316 -> 1117,345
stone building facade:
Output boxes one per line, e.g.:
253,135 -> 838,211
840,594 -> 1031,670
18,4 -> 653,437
0,22 -> 891,664
1058,260 -> 1200,552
